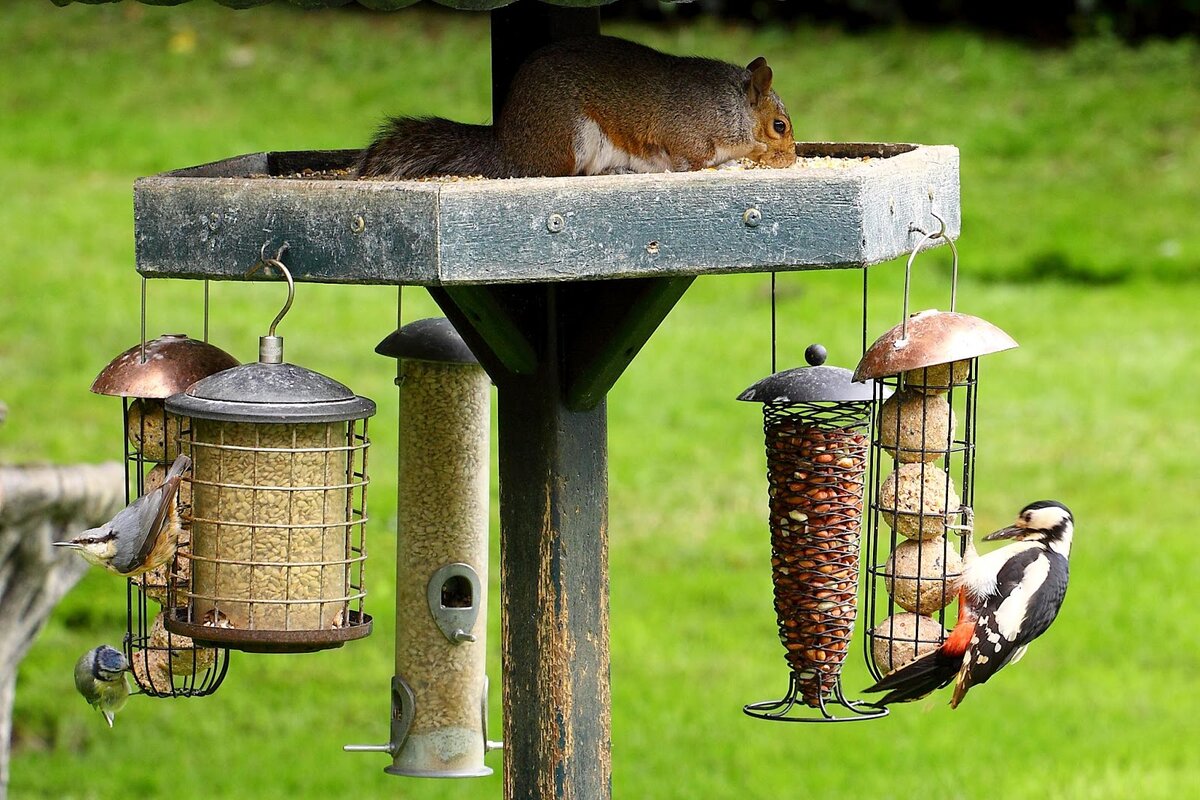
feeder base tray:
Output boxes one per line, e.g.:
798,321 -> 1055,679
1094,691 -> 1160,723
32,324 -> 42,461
166,608 -> 372,653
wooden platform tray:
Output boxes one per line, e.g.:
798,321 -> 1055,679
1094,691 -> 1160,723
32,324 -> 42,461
134,142 -> 959,286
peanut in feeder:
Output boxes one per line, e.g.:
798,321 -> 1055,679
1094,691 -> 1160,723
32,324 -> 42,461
856,219 -> 1017,683
738,344 -> 887,722
164,257 -> 375,653
90,328 -> 237,697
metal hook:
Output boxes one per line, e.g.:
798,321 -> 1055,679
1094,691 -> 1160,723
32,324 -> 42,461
246,244 -> 294,337
900,213 -> 959,341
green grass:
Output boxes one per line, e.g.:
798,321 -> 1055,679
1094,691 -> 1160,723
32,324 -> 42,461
3,4 -> 1199,799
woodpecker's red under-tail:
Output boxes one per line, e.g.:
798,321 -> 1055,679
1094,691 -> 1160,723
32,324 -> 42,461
866,589 -> 976,707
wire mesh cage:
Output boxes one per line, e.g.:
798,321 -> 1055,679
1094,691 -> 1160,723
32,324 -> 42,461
91,332 -> 238,697
739,345 -> 887,722
163,259 -> 375,652
854,223 -> 1018,685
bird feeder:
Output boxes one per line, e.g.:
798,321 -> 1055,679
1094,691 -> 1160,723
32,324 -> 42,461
738,344 -> 887,722
90,330 -> 237,696
855,222 -> 1017,682
345,317 -> 499,776
164,259 -> 374,652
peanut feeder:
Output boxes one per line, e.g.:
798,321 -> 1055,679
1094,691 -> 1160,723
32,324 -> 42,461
345,318 -> 500,777
739,344 -> 887,722
164,264 -> 374,652
855,224 -> 1017,682
91,332 -> 237,696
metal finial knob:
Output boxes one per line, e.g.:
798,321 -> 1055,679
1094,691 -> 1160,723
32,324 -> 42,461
805,344 -> 828,367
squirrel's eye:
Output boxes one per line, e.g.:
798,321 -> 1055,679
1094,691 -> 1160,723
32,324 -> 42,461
773,119 -> 787,135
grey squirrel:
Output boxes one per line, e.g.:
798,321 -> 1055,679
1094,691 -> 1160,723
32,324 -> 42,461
356,35 -> 795,179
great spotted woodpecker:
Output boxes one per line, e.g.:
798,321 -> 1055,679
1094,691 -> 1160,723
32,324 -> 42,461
865,500 -> 1073,708
54,454 -> 190,577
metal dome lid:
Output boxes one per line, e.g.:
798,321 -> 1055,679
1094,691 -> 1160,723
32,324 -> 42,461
853,309 -> 1018,382
739,344 -> 882,404
166,362 -> 376,423
375,317 -> 479,365
91,334 -> 240,399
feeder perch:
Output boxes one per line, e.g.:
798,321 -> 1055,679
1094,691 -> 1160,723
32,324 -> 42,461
856,224 -> 1017,681
345,318 -> 499,776
91,332 -> 237,697
164,262 -> 375,652
738,344 -> 887,722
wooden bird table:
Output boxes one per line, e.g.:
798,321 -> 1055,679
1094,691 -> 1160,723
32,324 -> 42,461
131,9 -> 960,799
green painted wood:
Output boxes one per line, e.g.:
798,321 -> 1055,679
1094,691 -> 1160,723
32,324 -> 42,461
491,3 -> 600,114
433,285 -> 540,376
560,276 -> 694,411
135,144 -> 960,285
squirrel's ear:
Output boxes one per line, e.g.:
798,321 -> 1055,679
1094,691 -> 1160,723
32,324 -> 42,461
747,57 -> 773,103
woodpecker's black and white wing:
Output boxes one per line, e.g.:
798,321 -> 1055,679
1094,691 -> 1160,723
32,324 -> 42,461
957,548 -> 1070,695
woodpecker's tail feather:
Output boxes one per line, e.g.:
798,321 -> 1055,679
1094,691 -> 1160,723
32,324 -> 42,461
356,117 -> 516,180
864,649 -> 960,706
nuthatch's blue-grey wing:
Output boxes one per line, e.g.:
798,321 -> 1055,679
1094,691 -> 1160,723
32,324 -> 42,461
110,454 -> 191,574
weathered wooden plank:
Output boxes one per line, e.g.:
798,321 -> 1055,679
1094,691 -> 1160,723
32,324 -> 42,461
133,144 -> 960,286
493,306 -> 611,800
135,175 -> 441,284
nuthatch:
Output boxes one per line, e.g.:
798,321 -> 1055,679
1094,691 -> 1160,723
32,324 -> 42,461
55,453 -> 191,577
866,500 -> 1074,708
74,645 -> 130,727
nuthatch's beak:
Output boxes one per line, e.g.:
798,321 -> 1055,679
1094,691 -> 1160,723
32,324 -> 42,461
52,540 -> 82,549
983,524 -> 1025,541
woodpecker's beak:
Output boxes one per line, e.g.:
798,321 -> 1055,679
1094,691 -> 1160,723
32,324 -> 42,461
983,524 -> 1025,541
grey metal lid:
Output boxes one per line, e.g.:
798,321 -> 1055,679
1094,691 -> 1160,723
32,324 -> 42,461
738,344 -> 880,404
166,362 -> 376,423
91,334 -> 239,399
375,318 -> 479,365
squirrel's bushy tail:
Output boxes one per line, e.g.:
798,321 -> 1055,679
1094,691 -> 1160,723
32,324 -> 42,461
355,117 -> 513,180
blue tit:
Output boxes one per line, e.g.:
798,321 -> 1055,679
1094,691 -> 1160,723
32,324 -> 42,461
74,645 -> 131,727
55,453 -> 190,576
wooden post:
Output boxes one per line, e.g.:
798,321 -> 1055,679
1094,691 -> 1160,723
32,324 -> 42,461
430,271 -> 691,800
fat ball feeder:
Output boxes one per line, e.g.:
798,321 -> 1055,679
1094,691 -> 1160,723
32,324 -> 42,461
739,344 -> 888,722
91,302 -> 237,696
165,255 -> 375,652
855,219 -> 1017,683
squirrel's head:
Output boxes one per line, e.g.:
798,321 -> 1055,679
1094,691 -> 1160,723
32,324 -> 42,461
745,57 -> 795,169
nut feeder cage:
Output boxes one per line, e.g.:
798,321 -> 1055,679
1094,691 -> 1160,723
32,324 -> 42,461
739,343 -> 887,722
91,312 -> 237,696
164,257 -> 375,652
855,220 -> 1017,682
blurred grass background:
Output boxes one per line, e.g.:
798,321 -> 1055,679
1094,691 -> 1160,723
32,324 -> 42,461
2,3 -> 1198,799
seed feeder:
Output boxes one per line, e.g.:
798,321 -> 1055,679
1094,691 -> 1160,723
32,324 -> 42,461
738,343 -> 887,722
164,257 -> 374,652
854,219 -> 1017,683
91,321 -> 237,697
345,317 -> 500,776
